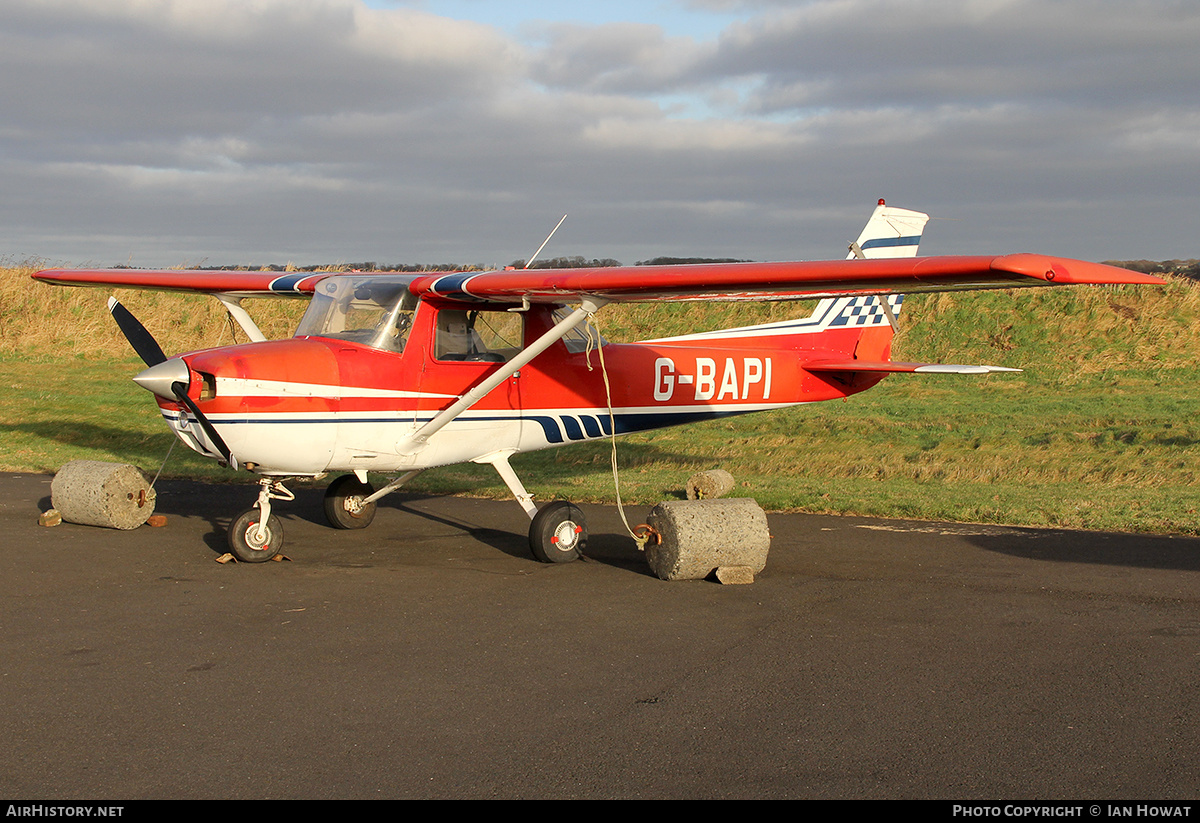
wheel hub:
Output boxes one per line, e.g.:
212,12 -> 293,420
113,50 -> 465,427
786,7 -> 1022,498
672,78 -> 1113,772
243,522 -> 272,551
552,520 -> 581,551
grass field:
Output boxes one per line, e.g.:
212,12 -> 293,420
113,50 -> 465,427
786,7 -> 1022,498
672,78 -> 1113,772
4,262 -> 1200,535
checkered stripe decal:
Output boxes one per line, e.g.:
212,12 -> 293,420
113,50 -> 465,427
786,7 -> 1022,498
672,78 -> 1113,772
826,295 -> 904,327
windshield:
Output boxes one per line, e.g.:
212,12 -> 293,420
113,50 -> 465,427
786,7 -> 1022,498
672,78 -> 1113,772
294,275 -> 419,353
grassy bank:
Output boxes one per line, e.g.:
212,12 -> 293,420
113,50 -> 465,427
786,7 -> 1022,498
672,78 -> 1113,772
3,263 -> 1199,534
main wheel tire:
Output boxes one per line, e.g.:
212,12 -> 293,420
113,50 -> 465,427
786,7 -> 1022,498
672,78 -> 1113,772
323,475 -> 377,530
228,508 -> 284,563
529,501 -> 587,563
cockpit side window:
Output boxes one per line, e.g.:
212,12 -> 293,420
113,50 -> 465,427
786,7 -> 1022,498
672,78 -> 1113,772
295,276 -> 419,354
435,309 -> 523,362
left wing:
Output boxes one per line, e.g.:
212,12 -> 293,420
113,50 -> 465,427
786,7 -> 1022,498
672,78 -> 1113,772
31,268 -> 336,343
409,254 -> 1163,305
31,269 -> 330,296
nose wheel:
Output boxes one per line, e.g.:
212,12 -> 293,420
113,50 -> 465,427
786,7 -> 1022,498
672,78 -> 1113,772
529,501 -> 587,563
228,508 -> 284,563
226,477 -> 293,562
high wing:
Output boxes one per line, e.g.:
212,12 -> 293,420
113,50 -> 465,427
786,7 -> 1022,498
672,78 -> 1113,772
34,254 -> 1161,305
408,254 -> 1162,305
31,268 -> 330,296
30,268 -> 336,343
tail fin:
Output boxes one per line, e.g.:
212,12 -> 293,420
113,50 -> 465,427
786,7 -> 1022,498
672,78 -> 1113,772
847,199 -> 930,260
818,204 -> 1017,379
641,201 -> 932,346
838,200 -> 928,362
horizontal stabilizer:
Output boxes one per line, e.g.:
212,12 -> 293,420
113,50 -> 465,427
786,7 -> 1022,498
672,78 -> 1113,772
804,359 -> 1021,375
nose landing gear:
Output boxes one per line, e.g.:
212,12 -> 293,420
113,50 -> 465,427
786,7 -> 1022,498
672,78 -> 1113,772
226,477 -> 294,562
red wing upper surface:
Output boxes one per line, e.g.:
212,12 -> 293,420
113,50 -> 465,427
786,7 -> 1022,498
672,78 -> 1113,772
406,254 -> 1163,305
35,254 -> 1163,304
31,269 -> 329,295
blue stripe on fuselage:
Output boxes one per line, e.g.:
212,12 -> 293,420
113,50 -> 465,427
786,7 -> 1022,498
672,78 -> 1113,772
172,408 -> 756,445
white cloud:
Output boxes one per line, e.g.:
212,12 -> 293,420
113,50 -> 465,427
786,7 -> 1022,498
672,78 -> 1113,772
1,0 -> 1198,266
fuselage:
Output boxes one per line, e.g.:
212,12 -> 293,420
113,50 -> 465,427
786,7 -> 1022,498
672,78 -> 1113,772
150,277 -> 891,477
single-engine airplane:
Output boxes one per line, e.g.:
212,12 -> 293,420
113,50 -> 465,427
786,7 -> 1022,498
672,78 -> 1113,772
33,201 -> 1163,562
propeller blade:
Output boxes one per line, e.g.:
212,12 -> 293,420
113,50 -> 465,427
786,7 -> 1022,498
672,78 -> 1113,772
107,297 -> 167,367
110,298 -> 237,471
171,381 -> 239,471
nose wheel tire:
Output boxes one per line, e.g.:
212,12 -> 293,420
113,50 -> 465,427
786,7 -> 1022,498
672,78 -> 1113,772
529,501 -> 587,563
228,509 -> 284,563
323,475 -> 377,530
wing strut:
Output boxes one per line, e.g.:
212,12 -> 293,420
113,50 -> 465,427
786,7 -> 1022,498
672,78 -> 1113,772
877,295 -> 899,328
396,295 -> 609,455
213,294 -> 267,342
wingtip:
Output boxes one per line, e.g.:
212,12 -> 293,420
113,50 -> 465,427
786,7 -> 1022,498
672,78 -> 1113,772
993,254 -> 1168,285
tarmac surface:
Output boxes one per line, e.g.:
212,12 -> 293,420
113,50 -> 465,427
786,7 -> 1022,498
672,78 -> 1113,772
2,471 -> 1199,800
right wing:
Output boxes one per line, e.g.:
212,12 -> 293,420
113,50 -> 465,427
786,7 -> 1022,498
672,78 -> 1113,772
407,254 -> 1164,306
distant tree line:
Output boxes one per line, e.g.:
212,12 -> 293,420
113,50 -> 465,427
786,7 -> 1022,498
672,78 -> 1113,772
1104,260 -> 1200,280
507,256 -> 622,269
635,257 -> 750,266
173,255 -> 746,272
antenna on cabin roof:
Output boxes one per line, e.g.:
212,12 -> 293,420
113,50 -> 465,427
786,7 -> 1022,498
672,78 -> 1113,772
524,214 -> 568,268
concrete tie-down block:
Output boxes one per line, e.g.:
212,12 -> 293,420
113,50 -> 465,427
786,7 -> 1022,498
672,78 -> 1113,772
644,498 -> 770,583
685,469 -> 736,500
51,460 -> 157,530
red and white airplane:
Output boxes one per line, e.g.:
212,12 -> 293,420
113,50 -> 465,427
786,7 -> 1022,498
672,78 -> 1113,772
33,201 -> 1163,562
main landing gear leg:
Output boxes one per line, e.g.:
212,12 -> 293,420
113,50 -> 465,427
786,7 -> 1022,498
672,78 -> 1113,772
322,469 -> 424,529
323,473 -> 378,529
483,452 -> 587,564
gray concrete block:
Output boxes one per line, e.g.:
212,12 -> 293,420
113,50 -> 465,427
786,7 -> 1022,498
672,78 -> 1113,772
685,469 -> 735,500
51,460 -> 157,530
644,498 -> 770,581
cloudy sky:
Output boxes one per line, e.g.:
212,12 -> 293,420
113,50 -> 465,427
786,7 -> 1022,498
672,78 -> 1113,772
2,0 -> 1197,268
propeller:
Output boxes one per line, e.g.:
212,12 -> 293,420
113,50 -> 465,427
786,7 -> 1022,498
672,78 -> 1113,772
109,297 -> 239,470
107,296 -> 167,367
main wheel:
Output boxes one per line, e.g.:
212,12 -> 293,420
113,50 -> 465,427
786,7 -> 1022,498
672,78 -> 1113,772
324,474 -> 377,530
228,508 -> 284,563
529,501 -> 587,563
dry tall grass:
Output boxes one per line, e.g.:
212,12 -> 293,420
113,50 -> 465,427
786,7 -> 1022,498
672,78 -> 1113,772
893,276 -> 1200,379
